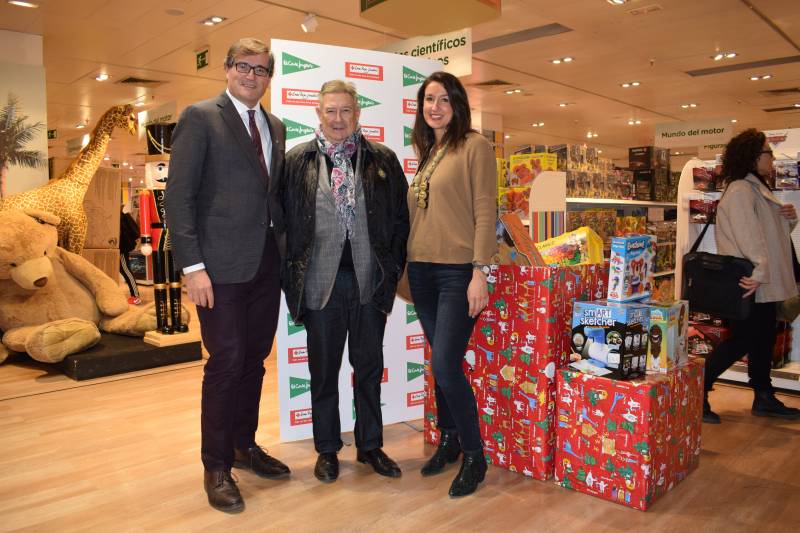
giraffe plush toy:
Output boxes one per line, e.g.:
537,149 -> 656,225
0,104 -> 137,254
0,208 -> 189,364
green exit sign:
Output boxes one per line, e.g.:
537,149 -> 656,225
47,128 -> 57,140
196,48 -> 209,70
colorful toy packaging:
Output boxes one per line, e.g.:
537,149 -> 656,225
507,153 -> 557,186
534,226 -> 605,267
773,159 -> 799,190
570,300 -> 649,380
554,358 -> 704,510
645,300 -> 689,373
615,216 -> 647,237
628,146 -> 669,170
608,235 -> 656,302
424,264 -> 609,480
567,209 -> 616,246
496,158 -> 508,190
498,187 -> 531,215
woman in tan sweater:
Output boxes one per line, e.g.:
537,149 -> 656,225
407,71 -> 497,497
703,129 -> 800,423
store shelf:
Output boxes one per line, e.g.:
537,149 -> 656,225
653,269 -> 675,278
720,361 -> 800,392
566,198 -> 677,208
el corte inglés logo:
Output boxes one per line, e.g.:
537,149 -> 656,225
282,88 -> 319,107
282,52 -> 320,75
406,334 -> 425,350
287,313 -> 306,335
361,125 -> 385,142
357,94 -> 380,109
403,126 -> 413,147
289,376 -> 311,398
407,390 -> 425,407
288,346 -> 308,364
406,303 -> 418,323
346,62 -> 384,81
284,119 -> 315,140
407,362 -> 424,381
403,159 -> 418,174
290,408 -> 312,426
402,99 -> 417,114
402,66 -> 426,87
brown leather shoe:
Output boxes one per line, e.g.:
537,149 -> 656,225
204,470 -> 244,513
234,445 -> 291,479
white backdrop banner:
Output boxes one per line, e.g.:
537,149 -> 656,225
270,39 -> 439,442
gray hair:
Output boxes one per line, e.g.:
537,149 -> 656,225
318,80 -> 359,108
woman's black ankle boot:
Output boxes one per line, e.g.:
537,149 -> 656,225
421,431 -> 461,476
448,450 -> 487,497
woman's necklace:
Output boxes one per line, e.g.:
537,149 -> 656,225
412,144 -> 448,209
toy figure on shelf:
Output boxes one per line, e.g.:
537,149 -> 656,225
139,160 -> 187,335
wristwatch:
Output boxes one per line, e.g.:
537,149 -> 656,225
472,262 -> 491,276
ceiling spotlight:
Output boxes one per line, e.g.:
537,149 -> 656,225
200,15 -> 226,26
122,162 -> 129,167
75,123 -> 85,129
598,150 -> 603,154
726,52 -> 737,58
794,103 -> 800,108
7,1 -> 40,7
675,151 -> 682,155
631,81 -> 640,86
563,57 -> 573,63
128,177 -> 133,182
301,13 -> 318,32
551,56 -> 574,65
559,102 -> 569,107
713,53 -> 724,61
621,81 -> 641,88
731,119 -> 738,123
134,102 -> 145,107
530,122 -> 544,127
504,134 -> 511,139
104,156 -> 110,161
762,74 -> 772,80
514,88 -> 522,93
750,74 -> 772,81
607,0 -> 627,4
681,103 -> 698,109
552,59 -> 562,65
505,90 -> 514,95
621,83 -> 631,88
628,120 -> 635,125
95,73 -> 109,81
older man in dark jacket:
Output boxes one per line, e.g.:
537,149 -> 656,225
281,79 -> 409,483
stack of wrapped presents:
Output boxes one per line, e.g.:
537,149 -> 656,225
423,218 -> 702,510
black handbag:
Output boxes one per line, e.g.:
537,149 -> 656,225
682,210 -> 755,320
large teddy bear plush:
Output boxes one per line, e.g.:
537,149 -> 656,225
0,208 -> 186,364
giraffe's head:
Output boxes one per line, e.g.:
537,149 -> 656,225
117,104 -> 137,136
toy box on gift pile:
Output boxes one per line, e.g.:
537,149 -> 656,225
498,187 -> 532,215
554,357 -> 704,511
608,235 -> 656,302
645,300 -> 688,373
534,227 -> 605,267
508,153 -> 558,186
423,263 -> 609,480
570,301 -> 649,380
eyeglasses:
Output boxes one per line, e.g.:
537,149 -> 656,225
233,61 -> 271,78
760,149 -> 774,157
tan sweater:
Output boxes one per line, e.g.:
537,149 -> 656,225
407,132 -> 498,265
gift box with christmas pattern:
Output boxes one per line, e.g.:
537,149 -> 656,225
424,263 -> 609,480
554,358 -> 703,510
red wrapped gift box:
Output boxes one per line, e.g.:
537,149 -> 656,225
554,357 -> 703,510
424,264 -> 608,480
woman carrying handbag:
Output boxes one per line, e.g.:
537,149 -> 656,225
703,129 -> 800,423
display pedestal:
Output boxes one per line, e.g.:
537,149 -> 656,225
57,333 -> 202,381
143,328 -> 202,348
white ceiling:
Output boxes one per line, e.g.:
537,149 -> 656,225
2,0 -> 799,170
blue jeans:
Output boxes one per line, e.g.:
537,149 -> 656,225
408,262 -> 481,453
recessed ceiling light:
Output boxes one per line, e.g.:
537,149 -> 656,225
95,73 -> 109,81
794,103 -> 800,108
551,56 -> 574,65
104,156 -> 110,161
681,103 -> 698,109
504,134 -> 511,139
122,162 -> 129,167
203,20 -> 214,26
301,13 -> 318,32
712,51 -> 737,61
128,177 -> 133,182
563,57 -> 573,63
200,15 -> 226,26
7,1 -> 40,7
607,0 -> 627,5
713,53 -> 724,61
750,74 -> 772,81
621,83 -> 631,88
210,16 -> 224,23
75,123 -> 85,129
621,81 -> 641,88
731,119 -> 738,123
134,102 -> 145,107
514,88 -> 522,93
530,122 -> 544,127
598,150 -> 603,154
559,102 -> 569,107
675,151 -> 682,155
551,59 -> 562,65
726,52 -> 737,58
505,90 -> 514,95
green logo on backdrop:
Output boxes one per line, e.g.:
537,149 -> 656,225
289,376 -> 311,398
403,126 -> 413,146
407,362 -> 425,381
357,94 -> 380,109
287,313 -> 305,335
284,119 -> 315,140
282,52 -> 319,75
406,304 -> 418,324
403,66 -> 426,87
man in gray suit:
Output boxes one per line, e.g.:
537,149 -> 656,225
282,80 -> 409,483
165,37 -> 289,514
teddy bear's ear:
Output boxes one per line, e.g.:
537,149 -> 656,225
22,208 -> 61,226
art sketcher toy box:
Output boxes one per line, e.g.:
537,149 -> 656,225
645,300 -> 689,373
607,235 -> 656,302
554,358 -> 704,511
570,301 -> 649,380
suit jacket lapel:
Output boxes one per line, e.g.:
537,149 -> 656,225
217,93 -> 266,188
